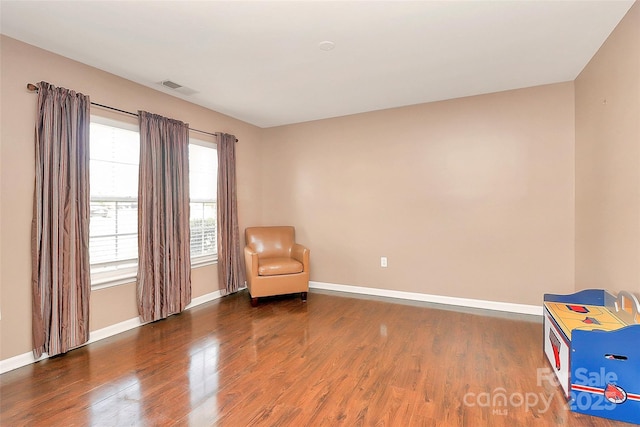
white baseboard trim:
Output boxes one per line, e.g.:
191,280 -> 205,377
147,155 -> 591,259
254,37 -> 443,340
0,352 -> 49,375
88,317 -> 145,344
0,289 -> 223,375
309,281 -> 542,316
186,289 -> 223,309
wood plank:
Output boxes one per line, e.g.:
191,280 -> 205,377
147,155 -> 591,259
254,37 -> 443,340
0,290 -> 636,426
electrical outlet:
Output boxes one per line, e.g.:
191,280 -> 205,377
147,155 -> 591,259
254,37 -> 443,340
380,256 -> 388,268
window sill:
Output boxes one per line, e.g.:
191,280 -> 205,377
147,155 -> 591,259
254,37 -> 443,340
90,257 -> 217,290
91,273 -> 137,291
192,256 -> 218,268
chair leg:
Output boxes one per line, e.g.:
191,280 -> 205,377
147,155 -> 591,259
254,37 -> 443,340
301,292 -> 307,302
250,297 -> 259,307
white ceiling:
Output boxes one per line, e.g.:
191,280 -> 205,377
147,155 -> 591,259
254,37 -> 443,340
0,0 -> 635,128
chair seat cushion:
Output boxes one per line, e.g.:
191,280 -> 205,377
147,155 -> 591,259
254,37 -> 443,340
258,257 -> 303,276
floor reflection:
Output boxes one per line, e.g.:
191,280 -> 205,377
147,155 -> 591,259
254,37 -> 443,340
188,338 -> 220,424
90,376 -> 141,427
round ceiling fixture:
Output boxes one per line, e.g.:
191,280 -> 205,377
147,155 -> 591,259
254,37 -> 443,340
318,41 -> 335,51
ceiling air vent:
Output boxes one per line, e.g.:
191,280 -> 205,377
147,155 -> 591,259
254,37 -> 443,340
158,80 -> 198,96
161,80 -> 182,89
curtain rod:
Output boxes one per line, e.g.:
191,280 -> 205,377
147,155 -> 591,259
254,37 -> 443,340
26,83 -> 238,142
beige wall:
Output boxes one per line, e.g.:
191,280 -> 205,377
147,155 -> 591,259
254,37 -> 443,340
575,2 -> 640,295
0,36 -> 263,360
262,83 -> 576,306
3,1 -> 638,363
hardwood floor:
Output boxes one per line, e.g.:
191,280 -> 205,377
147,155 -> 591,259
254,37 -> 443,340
1,289 -> 636,427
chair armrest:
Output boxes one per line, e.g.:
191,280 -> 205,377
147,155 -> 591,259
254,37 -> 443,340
244,246 -> 259,278
291,243 -> 310,271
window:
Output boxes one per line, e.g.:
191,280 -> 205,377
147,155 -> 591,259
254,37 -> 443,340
89,118 -> 218,288
189,141 -> 218,264
89,117 -> 140,287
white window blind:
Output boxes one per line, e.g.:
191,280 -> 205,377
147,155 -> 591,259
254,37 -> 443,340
89,119 -> 139,285
189,141 -> 217,263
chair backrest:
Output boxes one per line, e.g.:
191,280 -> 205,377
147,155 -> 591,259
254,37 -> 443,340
245,226 -> 296,258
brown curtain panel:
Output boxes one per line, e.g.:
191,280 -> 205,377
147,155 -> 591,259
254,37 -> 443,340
31,81 -> 91,358
217,133 -> 245,294
137,111 -> 191,322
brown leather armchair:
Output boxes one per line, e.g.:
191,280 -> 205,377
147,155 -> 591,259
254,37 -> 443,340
244,226 -> 310,307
